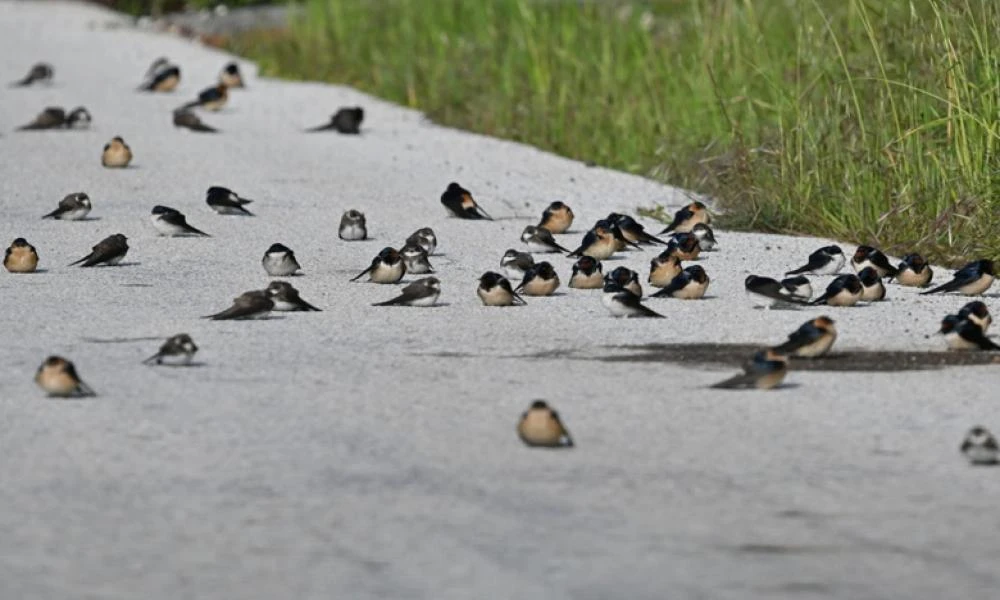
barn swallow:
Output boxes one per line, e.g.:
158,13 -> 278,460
373,276 -> 441,307
206,186 -> 254,216
664,232 -> 701,261
920,259 -> 994,296
101,136 -> 132,168
406,227 -> 437,255
771,316 -> 837,358
851,245 -> 897,278
937,315 -> 1000,351
517,400 -> 573,448
204,290 -> 274,320
659,201 -> 711,234
786,245 -> 845,276
501,249 -> 535,280
441,182 -> 492,220
4,238 -> 39,273
17,107 -> 65,130
143,333 -> 198,365
567,221 -> 618,260
219,62 -> 245,88
960,426 -> 999,466
781,276 -> 813,301
605,266 -> 642,297
857,267 -> 886,301
538,201 -> 574,234
43,192 -> 91,220
262,243 -> 302,276
651,265 -> 709,299
516,261 -> 560,296
338,210 -> 367,240
710,349 -> 788,390
810,274 -> 863,306
138,61 -> 180,92
521,225 -> 570,254
34,356 -> 95,397
266,280 -> 321,311
648,253 -> 683,288
743,275 -> 810,308
893,253 -> 933,287
173,109 -> 218,133
150,205 -> 210,237
69,234 -> 128,267
306,107 -> 364,134
350,247 -> 405,283
568,256 -> 604,289
179,83 -> 228,112
958,301 -> 991,332
12,62 -> 53,87
478,271 -> 525,306
602,281 -> 664,318
691,223 -> 718,251
400,243 -> 435,274
66,107 -> 91,129
607,213 -> 667,245
608,220 -> 644,252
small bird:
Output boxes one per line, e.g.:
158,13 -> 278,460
781,276 -> 813,301
605,266 -> 642,297
69,233 -> 128,267
173,109 -> 218,133
306,107 -> 364,134
567,221 -> 619,260
521,225 -> 570,254
441,182 -> 492,220
659,201 -> 711,234
266,281 -> 322,311
648,254 -> 683,288
810,274 -> 863,307
262,243 -> 302,277
179,83 -> 228,112
691,223 -> 718,251
664,232 -> 701,261
500,249 -> 536,280
958,301 -> 991,333
373,276 -> 441,307
608,220 -> 644,252
786,245 -> 845,276
206,186 -> 254,216
4,238 -> 39,273
651,265 -> 709,299
937,315 -> 1000,351
101,136 -> 132,168
602,281 -> 664,318
12,62 -> 53,87
66,107 -> 92,129
400,243 -> 435,274
138,61 -> 180,92
150,205 -> 210,237
538,201 -> 575,234
338,210 -> 367,240
893,253 -> 933,287
857,267 -> 886,302
568,256 -> 604,289
771,316 -> 837,358
204,290 -> 274,320
34,356 -> 95,397
743,275 -> 810,308
219,62 -> 245,88
350,247 -> 405,283
920,259 -> 994,296
516,261 -> 560,296
608,213 -> 667,246
851,245 -> 898,278
477,271 -> 525,306
960,426 -> 999,466
406,228 -> 437,255
711,349 -> 788,390
143,334 -> 198,366
517,400 -> 574,448
42,192 -> 92,220
17,107 -> 65,130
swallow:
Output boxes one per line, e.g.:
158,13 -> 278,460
17,107 -> 65,130
711,349 -> 788,390
659,201 -> 711,234
351,247 -> 405,283
206,186 -> 254,216
441,182 -> 492,220
785,245 -> 845,276
400,242 -> 435,274
517,400 -> 573,448
651,265 -> 709,299
266,280 -> 322,311
406,227 -> 437,255
516,261 -> 560,296
607,213 -> 667,246
851,245 -> 898,278
608,220 -> 644,252
477,271 -> 525,306
501,249 -> 535,280
781,276 -> 813,301
538,201 -> 575,234
937,315 -> 1000,351
4,238 -> 39,273
306,107 -> 364,134
568,256 -> 604,289
143,334 -> 198,365
857,267 -> 886,301
743,275 -> 810,308
204,290 -> 274,320
605,266 -> 642,297
373,276 -> 441,307
567,221 -> 619,260
34,356 -> 95,397
664,232 -> 701,261
960,426 -> 999,466
101,136 -> 132,168
173,109 -> 218,133
69,234 -> 128,267
219,62 -> 245,88
958,301 -> 991,332
338,210 -> 367,240
602,281 -> 664,318
521,225 -> 570,254
892,253 -> 933,287
150,205 -> 210,237
810,274 -> 863,307
262,243 -> 302,276
920,259 -> 994,296
648,253 -> 683,288
42,192 -> 92,220
66,107 -> 91,129
145,57 -> 170,77
179,83 -> 228,112
138,61 -> 180,92
771,316 -> 837,358
12,62 -> 53,87
691,223 -> 718,251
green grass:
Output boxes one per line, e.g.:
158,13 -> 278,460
225,0 -> 1000,264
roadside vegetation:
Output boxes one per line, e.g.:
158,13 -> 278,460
224,0 -> 1000,264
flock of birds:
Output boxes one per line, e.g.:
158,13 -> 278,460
5,58 -> 999,462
